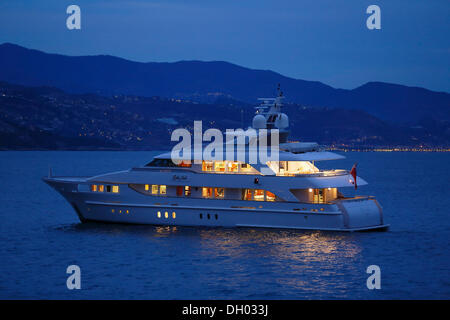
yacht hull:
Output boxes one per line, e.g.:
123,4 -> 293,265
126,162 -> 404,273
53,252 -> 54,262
43,177 -> 389,232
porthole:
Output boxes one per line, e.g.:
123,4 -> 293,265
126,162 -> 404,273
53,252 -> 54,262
200,213 -> 203,219
157,211 -> 161,218
164,211 -> 168,219
172,212 -> 176,219
207,214 -> 211,219
215,214 -> 218,220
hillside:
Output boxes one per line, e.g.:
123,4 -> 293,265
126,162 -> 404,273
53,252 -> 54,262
0,82 -> 448,150
0,43 -> 448,124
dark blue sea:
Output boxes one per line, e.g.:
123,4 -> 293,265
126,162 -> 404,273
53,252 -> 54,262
0,151 -> 449,299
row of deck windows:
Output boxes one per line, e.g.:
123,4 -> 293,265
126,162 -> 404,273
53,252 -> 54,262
134,183 -> 277,202
243,189 -> 276,201
91,184 -> 119,193
154,211 -> 220,221
157,211 -> 176,219
111,208 -> 129,214
201,187 -> 224,199
145,184 -> 167,195
145,158 -> 330,177
200,213 -> 218,220
202,161 -> 253,173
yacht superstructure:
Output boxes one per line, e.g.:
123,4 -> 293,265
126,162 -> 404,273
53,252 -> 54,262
44,88 -> 388,231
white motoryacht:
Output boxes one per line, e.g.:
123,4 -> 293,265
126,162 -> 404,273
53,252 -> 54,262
44,88 -> 388,231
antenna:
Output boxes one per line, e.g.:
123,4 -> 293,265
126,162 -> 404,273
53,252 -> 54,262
277,83 -> 283,97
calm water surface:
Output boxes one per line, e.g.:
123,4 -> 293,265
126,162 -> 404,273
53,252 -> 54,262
0,151 -> 449,299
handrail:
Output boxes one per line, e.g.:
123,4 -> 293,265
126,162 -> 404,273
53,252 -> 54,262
132,167 -> 349,177
276,169 -> 349,177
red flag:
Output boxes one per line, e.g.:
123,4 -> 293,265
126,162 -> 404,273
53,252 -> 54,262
350,163 -> 357,189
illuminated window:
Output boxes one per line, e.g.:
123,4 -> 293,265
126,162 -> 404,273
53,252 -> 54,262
184,186 -> 191,196
243,189 -> 252,201
266,191 -> 276,202
151,185 -> 159,194
160,185 -> 166,195
228,161 -> 239,172
98,185 -> 104,192
164,211 -> 168,219
202,161 -> 213,172
91,184 -> 97,192
126,209 -> 129,214
112,185 -> 119,193
157,211 -> 161,218
214,161 -> 226,172
214,188 -> 225,199
176,186 -> 183,196
172,212 -> 176,219
111,209 -> 115,213
254,189 -> 264,201
202,187 -> 213,198
145,184 -> 149,191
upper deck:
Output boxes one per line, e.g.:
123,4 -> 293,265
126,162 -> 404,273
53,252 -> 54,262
144,152 -> 349,178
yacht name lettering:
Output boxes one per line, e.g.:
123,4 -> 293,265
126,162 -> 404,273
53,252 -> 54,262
173,174 -> 188,180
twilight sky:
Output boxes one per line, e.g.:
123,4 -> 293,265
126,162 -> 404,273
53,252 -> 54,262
0,0 -> 448,92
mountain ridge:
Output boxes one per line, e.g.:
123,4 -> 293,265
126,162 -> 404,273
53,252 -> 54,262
0,42 -> 449,124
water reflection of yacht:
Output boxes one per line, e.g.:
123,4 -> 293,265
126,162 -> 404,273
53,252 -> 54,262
44,88 -> 388,231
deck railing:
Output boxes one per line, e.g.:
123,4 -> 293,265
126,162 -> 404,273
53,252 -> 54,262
277,169 -> 349,177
